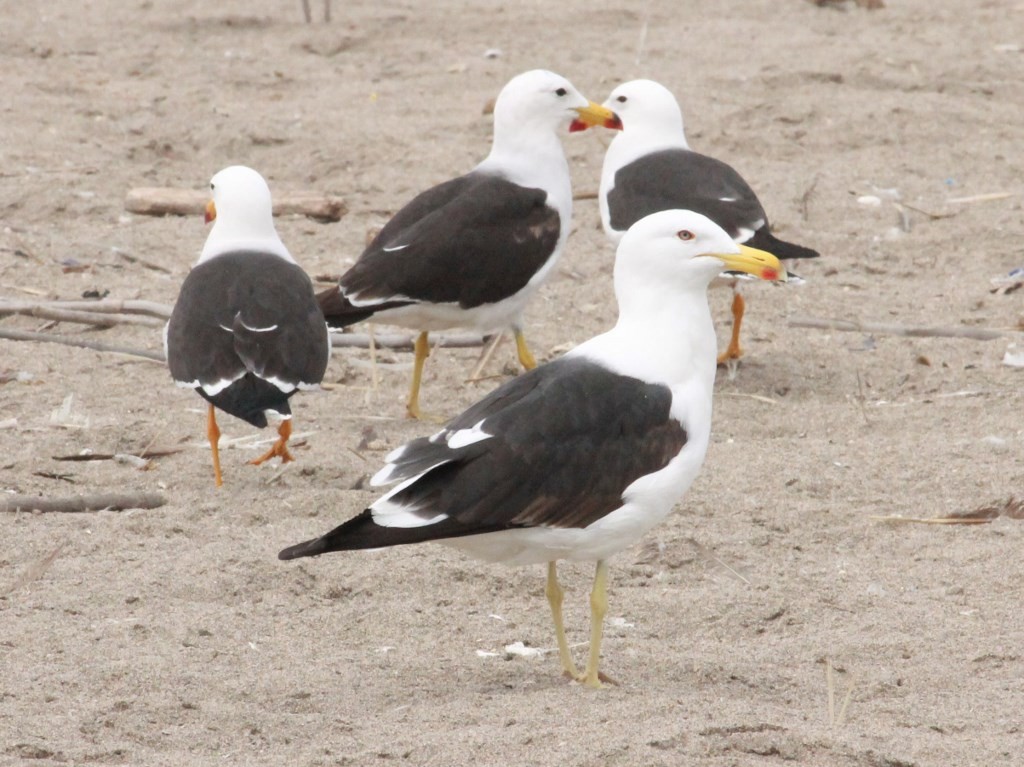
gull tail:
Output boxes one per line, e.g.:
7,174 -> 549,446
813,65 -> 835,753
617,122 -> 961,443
748,229 -> 820,261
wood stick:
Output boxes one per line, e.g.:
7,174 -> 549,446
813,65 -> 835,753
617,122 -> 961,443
330,332 -> 486,350
946,192 -> 1015,205
125,187 -> 347,222
788,315 -> 1013,341
0,302 -> 164,328
0,326 -> 487,361
0,493 -> 166,514
18,299 -> 173,318
0,327 -> 165,362
52,447 -> 183,462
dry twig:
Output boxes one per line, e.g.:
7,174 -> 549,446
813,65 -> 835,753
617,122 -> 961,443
0,327 -> 165,362
0,493 -> 166,514
0,301 -> 164,328
789,315 -> 1011,341
330,332 -> 487,350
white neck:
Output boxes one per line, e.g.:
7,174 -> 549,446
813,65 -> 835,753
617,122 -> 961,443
197,220 -> 295,265
570,274 -> 717,392
476,124 -> 573,227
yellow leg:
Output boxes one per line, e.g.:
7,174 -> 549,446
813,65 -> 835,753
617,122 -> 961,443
546,561 -> 581,679
207,404 -> 223,488
514,328 -> 537,371
717,289 -> 746,365
406,331 -> 430,419
249,419 -> 295,466
579,559 -> 613,689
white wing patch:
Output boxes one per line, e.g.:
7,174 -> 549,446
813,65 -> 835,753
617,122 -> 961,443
445,420 -> 492,449
370,470 -> 450,527
260,375 -> 298,394
371,457 -> 449,487
369,497 -> 448,528
238,320 -> 278,332
198,373 -> 246,397
382,243 -> 410,252
735,226 -> 755,243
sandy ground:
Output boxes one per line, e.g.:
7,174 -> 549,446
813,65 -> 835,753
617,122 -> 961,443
2,1 -> 1024,765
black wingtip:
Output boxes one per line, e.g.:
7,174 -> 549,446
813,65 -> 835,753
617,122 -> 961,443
748,229 -> 820,261
278,538 -> 328,561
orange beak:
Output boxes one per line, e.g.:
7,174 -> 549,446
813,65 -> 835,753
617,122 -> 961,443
204,199 -> 217,224
569,102 -> 623,133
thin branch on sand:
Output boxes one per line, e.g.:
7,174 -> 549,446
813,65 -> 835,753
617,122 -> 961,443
330,332 -> 486,351
0,301 -> 165,328
1,326 -> 487,363
789,315 -> 1013,341
0,328 -> 165,362
5,299 -> 173,319
0,493 -> 166,514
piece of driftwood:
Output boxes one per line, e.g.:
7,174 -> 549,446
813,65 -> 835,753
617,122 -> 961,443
125,187 -> 347,223
0,301 -> 164,328
0,493 -> 166,514
0,327 -> 165,362
788,316 -> 1012,341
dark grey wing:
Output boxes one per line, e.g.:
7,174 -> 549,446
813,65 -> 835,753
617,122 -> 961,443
279,357 -> 688,559
166,252 -> 329,426
222,253 -> 330,388
607,149 -> 768,238
340,171 -> 561,310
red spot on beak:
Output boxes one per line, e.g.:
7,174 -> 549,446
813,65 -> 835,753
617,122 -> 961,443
569,119 -> 588,133
763,267 -> 779,281
607,113 -> 623,131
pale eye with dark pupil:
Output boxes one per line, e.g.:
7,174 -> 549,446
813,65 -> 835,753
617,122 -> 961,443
677,230 -> 694,241
555,87 -> 567,97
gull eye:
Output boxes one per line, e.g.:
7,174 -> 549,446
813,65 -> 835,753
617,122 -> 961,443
555,87 -> 567,97
210,183 -> 215,190
677,229 -> 695,241
616,95 -> 627,103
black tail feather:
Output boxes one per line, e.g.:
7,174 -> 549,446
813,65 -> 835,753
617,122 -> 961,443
277,509 -> 511,560
316,285 -> 414,330
316,286 -> 374,329
748,229 -> 819,261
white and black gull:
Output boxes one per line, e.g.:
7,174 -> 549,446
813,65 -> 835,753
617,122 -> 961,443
280,209 -> 785,688
165,166 -> 330,487
593,79 -> 817,364
316,69 -> 621,418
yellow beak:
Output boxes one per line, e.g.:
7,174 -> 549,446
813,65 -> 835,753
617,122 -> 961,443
714,244 -> 787,282
205,199 -> 217,224
569,101 -> 623,133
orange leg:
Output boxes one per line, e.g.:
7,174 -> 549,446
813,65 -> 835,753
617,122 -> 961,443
249,419 -> 295,466
717,289 -> 746,365
207,403 -> 224,488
